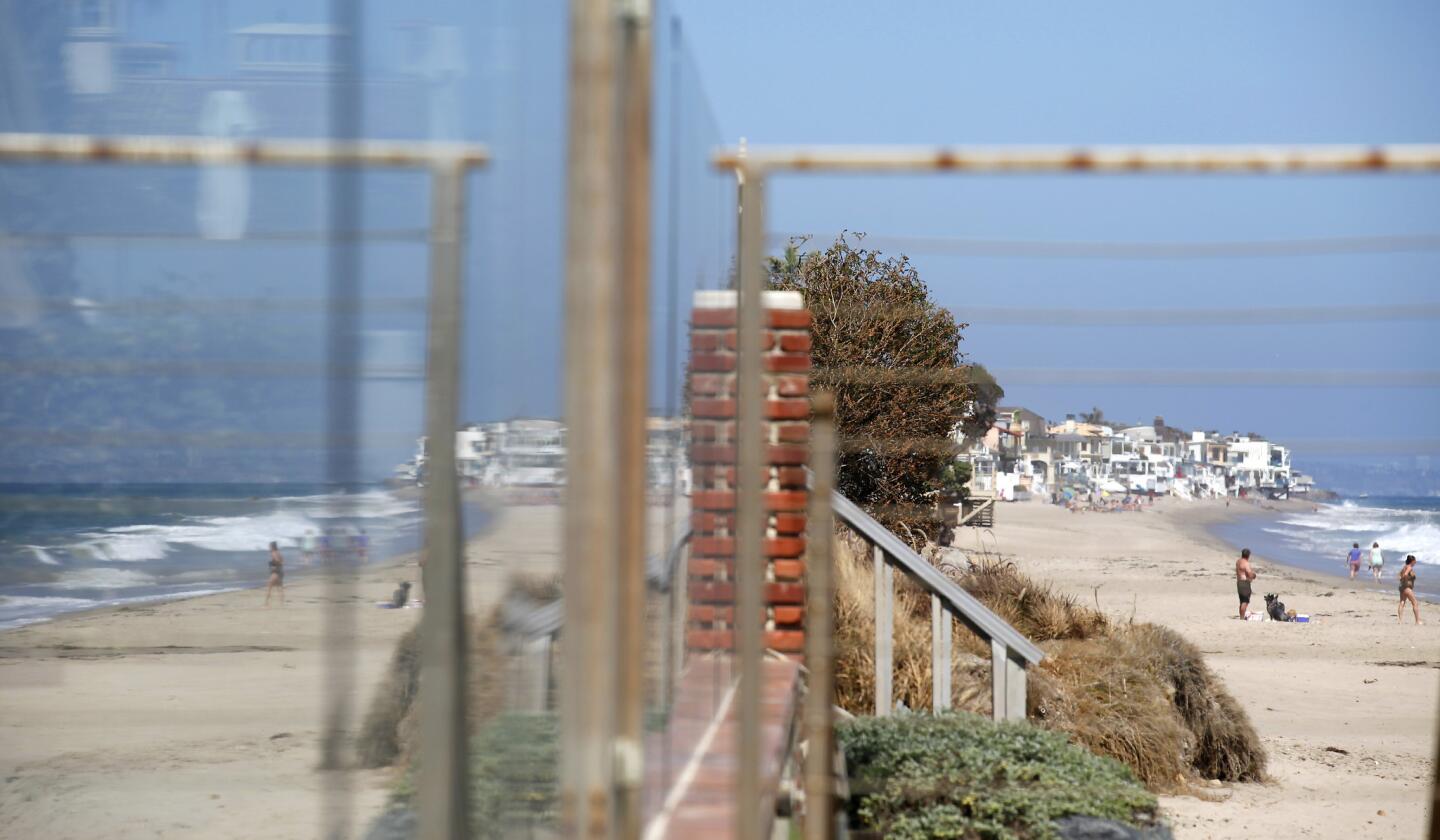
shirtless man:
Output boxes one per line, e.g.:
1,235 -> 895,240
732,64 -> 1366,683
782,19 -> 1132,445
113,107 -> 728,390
1236,548 -> 1258,620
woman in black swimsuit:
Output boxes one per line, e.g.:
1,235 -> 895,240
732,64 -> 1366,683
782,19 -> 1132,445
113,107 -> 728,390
266,541 -> 285,607
1397,555 -> 1421,625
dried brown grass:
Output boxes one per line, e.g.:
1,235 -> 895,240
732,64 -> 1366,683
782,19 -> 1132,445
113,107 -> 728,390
355,572 -> 561,769
356,622 -> 421,768
831,531 -> 1267,791
834,531 -> 941,713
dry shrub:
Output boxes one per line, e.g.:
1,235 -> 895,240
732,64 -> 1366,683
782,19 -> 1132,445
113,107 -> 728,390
960,559 -> 1110,642
1036,635 -> 1195,790
506,574 -> 563,604
833,531 -> 938,713
1125,623 -> 1267,782
356,622 -> 421,768
355,572 -> 561,769
830,530 -> 1267,790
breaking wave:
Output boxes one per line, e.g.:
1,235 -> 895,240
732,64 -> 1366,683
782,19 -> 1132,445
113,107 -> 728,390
1267,499 -> 1440,565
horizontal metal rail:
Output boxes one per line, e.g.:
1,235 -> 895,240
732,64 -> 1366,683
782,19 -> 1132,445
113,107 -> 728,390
0,296 -> 429,315
716,144 -> 1440,174
0,229 -> 431,244
955,303 -> 1440,326
768,231 -> 1440,259
0,132 -> 489,168
993,369 -> 1440,387
0,359 -> 422,378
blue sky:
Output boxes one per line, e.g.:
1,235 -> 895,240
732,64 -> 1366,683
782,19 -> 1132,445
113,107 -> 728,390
671,0 -> 1440,461
3,1 -> 1436,481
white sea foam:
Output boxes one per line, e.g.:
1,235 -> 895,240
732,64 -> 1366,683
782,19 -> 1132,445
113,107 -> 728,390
25,546 -> 60,565
64,489 -> 416,563
51,568 -> 157,590
172,510 -> 320,552
1374,522 -> 1440,565
0,588 -> 241,631
73,532 -> 171,562
0,594 -> 97,609
1264,500 -> 1440,566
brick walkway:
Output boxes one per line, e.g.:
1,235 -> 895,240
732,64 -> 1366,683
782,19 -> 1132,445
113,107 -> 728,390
642,656 -> 803,838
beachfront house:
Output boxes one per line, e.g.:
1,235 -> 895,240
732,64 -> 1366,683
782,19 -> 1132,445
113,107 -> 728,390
646,416 -> 688,494
1223,434 -> 1292,496
952,422 -> 1001,496
953,407 -> 1057,501
455,424 -> 491,483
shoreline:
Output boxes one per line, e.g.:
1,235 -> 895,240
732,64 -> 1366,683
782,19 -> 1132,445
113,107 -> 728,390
1180,497 -> 1440,604
0,488 -> 494,633
0,545 -> 419,635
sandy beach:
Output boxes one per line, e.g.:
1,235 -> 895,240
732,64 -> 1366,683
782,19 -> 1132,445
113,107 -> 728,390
2,496 -> 1434,838
977,498 -> 1437,839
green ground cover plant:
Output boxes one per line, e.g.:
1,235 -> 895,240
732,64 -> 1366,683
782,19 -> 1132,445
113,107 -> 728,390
838,712 -> 1160,840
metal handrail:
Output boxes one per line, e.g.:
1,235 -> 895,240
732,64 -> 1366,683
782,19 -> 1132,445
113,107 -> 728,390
830,489 -> 1041,722
830,491 -> 1044,665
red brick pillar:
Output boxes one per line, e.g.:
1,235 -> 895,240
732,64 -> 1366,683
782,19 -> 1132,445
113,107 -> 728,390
687,290 -> 811,656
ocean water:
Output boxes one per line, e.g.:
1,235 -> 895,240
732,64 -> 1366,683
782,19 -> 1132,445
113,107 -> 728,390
0,483 -> 428,630
1211,496 -> 1440,601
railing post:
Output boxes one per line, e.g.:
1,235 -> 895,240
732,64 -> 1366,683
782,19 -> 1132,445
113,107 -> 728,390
931,595 -> 951,712
1006,656 -> 1027,722
990,639 -> 1007,722
991,641 -> 1027,722
804,393 -> 837,840
873,544 -> 893,716
734,165 -> 767,840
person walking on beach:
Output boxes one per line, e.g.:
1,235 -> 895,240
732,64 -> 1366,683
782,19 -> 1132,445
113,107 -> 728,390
1397,555 -> 1422,624
266,541 -> 285,607
1236,548 -> 1258,620
1346,542 -> 1364,580
1369,541 -> 1384,582
300,529 -> 318,566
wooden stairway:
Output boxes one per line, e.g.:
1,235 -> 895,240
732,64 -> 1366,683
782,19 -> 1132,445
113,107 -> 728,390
959,494 -> 996,528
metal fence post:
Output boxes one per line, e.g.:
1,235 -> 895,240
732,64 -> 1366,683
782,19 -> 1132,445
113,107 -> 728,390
417,159 -> 470,840
615,0 -> 653,835
561,0 -> 622,835
735,165 -> 767,840
804,393 -> 838,840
